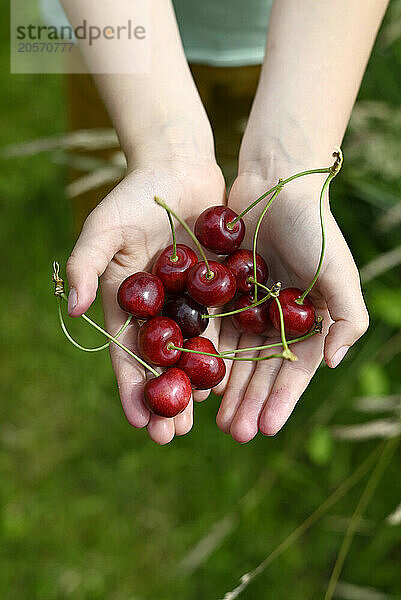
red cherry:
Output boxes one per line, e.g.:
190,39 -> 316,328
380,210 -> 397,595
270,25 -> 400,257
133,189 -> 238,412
144,368 -> 191,417
117,272 -> 164,319
177,337 -> 226,390
187,261 -> 236,307
269,287 -> 315,337
162,295 -> 209,339
231,294 -> 271,335
224,249 -> 268,294
138,316 -> 183,366
152,244 -> 197,295
194,206 -> 245,255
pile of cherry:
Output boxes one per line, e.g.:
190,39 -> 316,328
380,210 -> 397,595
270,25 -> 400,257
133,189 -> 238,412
54,150 -> 342,421
116,199 -> 316,418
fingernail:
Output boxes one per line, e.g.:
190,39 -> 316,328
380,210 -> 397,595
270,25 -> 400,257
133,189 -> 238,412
68,288 -> 78,315
330,346 -> 349,368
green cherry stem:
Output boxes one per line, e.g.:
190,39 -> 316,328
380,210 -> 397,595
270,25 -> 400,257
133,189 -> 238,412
202,290 -> 272,320
273,296 -> 297,361
250,278 -> 297,362
59,292 -> 160,377
168,344 -> 287,363
166,211 -> 178,262
154,196 -> 213,278
296,148 -> 343,305
252,181 -> 283,301
294,174 -> 330,304
168,327 -> 320,362
228,167 -> 333,228
52,263 -> 160,378
57,298 -> 132,352
220,328 -> 320,355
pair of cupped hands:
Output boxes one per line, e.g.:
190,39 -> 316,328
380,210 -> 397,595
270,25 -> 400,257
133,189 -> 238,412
66,153 -> 369,445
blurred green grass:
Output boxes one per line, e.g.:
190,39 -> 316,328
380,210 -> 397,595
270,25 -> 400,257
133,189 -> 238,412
1,4 -> 401,600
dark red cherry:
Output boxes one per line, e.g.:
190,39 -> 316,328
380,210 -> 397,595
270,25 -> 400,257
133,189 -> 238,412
187,261 -> 236,307
194,206 -> 245,255
144,368 -> 192,417
224,249 -> 269,294
231,294 -> 271,335
177,337 -> 226,390
269,287 -> 315,337
162,295 -> 209,339
117,272 -> 164,319
152,244 -> 197,295
138,316 -> 183,367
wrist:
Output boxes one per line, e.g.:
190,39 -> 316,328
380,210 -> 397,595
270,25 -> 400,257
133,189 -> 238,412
234,143 -> 333,213
239,143 -> 336,180
238,119 -> 341,180
123,115 -> 216,172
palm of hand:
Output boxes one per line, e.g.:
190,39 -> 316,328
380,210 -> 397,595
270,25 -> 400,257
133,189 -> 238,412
69,162 -> 225,445
213,172 -> 367,443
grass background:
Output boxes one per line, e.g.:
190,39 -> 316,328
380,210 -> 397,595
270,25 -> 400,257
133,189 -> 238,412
1,3 -> 401,599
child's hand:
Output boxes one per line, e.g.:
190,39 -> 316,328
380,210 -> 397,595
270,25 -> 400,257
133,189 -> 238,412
214,169 -> 369,443
66,160 -> 225,444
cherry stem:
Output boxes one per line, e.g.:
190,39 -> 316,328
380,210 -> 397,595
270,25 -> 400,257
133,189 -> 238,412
296,148 -> 343,305
56,289 -> 159,378
169,344 -> 286,362
154,196 -> 212,278
168,329 -> 319,362
273,296 -> 295,360
221,328 -> 320,355
61,293 -> 159,376
228,166 -> 333,228
57,298 -> 132,352
252,181 -> 283,301
166,211 -> 178,262
202,290 -> 272,320
250,279 -> 297,361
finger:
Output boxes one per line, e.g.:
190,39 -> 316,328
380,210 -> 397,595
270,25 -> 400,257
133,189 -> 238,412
322,252 -> 369,368
229,346 -> 283,444
212,319 -> 241,397
259,312 -> 329,436
193,389 -> 212,403
67,202 -> 123,316
147,414 -> 175,445
119,378 -> 151,429
174,398 -> 193,436
101,277 -> 150,429
193,308 -> 222,403
216,333 -> 264,434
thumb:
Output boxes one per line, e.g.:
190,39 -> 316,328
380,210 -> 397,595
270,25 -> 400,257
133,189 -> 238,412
322,259 -> 369,368
66,204 -> 123,317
